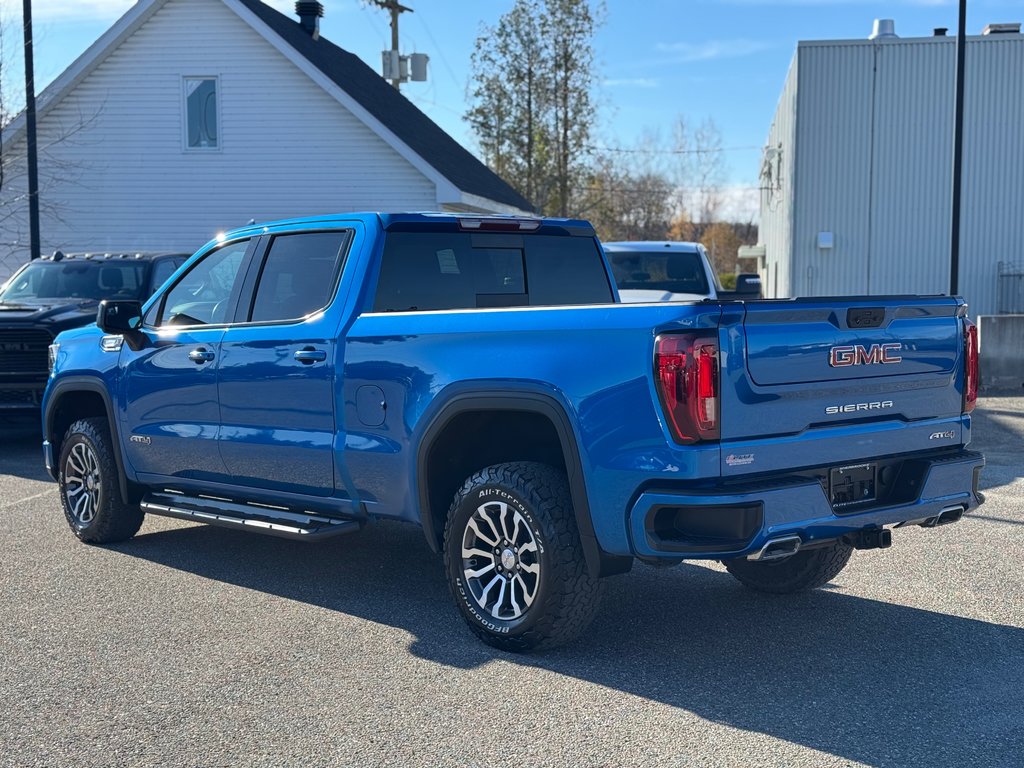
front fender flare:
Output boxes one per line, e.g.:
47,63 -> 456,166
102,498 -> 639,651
44,375 -> 131,504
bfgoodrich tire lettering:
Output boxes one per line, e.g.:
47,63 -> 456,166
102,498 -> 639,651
723,539 -> 854,594
58,418 -> 144,544
443,462 -> 601,652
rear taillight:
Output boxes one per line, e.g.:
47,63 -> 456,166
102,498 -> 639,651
655,334 -> 720,444
963,320 -> 979,413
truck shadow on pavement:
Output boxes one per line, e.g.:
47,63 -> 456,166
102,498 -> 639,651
118,520 -> 1023,768
0,420 -> 51,482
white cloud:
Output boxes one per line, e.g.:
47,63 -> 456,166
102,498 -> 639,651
603,77 -> 659,89
654,39 -> 773,62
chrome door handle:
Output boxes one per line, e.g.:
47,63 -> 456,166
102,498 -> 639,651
188,347 -> 215,364
294,347 -> 327,364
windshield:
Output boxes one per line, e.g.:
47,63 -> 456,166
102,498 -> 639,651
608,251 -> 710,295
0,260 -> 149,302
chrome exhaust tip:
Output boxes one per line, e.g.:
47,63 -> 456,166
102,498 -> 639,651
920,504 -> 967,528
748,535 -> 802,562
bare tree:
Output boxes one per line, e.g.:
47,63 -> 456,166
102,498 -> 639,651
669,116 -> 726,229
576,142 -> 674,242
0,12 -> 100,254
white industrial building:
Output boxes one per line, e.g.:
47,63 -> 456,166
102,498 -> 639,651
757,22 -> 1024,317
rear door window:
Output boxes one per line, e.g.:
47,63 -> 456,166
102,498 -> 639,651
373,233 -> 612,312
247,232 -> 350,323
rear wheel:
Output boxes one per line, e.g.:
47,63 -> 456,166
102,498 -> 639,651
58,418 -> 143,544
443,462 -> 601,652
723,539 -> 853,594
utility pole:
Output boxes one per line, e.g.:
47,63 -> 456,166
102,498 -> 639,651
949,0 -> 967,295
22,0 -> 41,260
369,0 -> 413,90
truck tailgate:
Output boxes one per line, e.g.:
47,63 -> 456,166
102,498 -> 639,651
718,297 -> 967,476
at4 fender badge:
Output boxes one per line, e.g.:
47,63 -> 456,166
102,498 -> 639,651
726,453 -> 754,467
930,430 -> 956,440
129,435 -> 151,445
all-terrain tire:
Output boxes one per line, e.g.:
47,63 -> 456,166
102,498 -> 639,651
58,418 -> 144,544
443,462 -> 602,652
723,539 -> 854,594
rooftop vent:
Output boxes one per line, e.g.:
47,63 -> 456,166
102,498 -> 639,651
934,27 -> 948,37
983,23 -> 1021,35
869,19 -> 898,40
295,1 -> 324,40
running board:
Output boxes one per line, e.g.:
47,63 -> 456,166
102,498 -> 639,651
141,491 -> 361,541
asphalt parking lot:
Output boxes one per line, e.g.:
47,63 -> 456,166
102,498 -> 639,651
1,398 -> 1022,768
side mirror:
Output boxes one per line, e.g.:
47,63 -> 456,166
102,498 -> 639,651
735,273 -> 762,297
97,299 -> 143,334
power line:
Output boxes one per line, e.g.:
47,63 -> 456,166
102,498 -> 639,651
413,12 -> 461,92
572,184 -> 762,194
585,143 -> 761,156
355,1 -> 390,47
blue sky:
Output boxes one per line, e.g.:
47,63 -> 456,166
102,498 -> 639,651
3,0 -> 1019,218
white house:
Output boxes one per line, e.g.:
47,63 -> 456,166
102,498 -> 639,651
757,22 -> 1024,317
0,0 -> 531,281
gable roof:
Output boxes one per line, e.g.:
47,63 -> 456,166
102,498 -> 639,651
3,0 -> 532,214
234,0 -> 530,212
233,0 -> 532,212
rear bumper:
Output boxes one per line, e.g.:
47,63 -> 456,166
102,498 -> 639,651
627,450 -> 985,559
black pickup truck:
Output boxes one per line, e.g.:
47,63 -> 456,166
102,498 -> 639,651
0,251 -> 187,411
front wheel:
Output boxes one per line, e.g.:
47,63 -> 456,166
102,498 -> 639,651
723,539 -> 854,594
443,462 -> 601,652
58,418 -> 144,544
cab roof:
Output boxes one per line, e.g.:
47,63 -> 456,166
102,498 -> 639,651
602,241 -> 702,253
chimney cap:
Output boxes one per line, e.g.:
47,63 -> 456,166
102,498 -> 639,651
295,1 -> 324,17
295,1 -> 324,39
869,19 -> 898,40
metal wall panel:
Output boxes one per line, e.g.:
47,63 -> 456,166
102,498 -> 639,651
869,40 -> 954,297
792,43 -> 876,297
760,55 -> 798,298
958,36 -> 1024,317
769,34 -> 1024,316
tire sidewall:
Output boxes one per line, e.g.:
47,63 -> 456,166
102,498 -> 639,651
58,426 -> 109,536
446,480 -> 554,640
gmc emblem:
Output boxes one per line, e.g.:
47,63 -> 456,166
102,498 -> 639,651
829,343 -> 902,367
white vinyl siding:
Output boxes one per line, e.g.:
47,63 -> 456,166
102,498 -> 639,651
0,0 -> 437,279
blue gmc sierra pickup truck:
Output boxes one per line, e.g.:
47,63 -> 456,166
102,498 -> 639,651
42,213 -> 984,650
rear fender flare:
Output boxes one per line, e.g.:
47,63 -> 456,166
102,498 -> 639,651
414,384 -> 609,577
